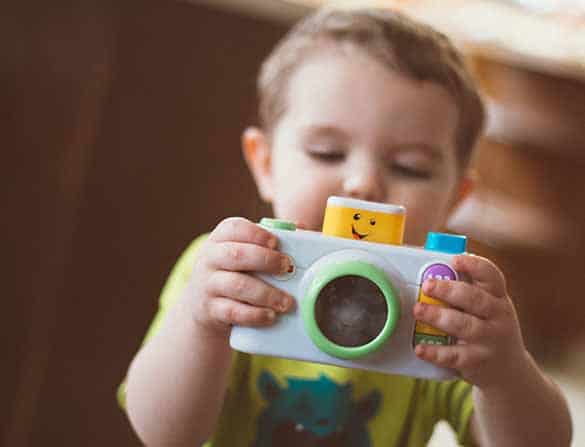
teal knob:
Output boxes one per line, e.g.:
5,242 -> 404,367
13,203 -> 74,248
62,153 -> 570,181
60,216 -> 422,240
424,232 -> 467,254
259,218 -> 296,231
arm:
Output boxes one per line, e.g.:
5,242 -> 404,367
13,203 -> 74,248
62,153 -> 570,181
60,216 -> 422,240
124,218 -> 294,446
469,351 -> 572,446
125,298 -> 233,447
413,255 -> 572,447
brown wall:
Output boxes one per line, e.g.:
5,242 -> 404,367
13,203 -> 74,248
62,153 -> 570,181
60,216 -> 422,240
3,1 -> 281,445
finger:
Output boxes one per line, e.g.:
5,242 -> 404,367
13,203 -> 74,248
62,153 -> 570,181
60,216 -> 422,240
207,271 -> 294,313
422,279 -> 497,320
209,217 -> 278,249
452,255 -> 507,298
206,297 -> 278,327
206,241 -> 291,275
414,342 -> 489,372
413,302 -> 485,342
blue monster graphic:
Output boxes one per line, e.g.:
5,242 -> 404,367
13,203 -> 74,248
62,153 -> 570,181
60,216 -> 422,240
252,371 -> 381,447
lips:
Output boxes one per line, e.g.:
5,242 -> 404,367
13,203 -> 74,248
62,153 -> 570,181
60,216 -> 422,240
351,225 -> 368,240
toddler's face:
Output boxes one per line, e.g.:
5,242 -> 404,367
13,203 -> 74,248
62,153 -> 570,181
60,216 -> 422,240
247,50 -> 465,246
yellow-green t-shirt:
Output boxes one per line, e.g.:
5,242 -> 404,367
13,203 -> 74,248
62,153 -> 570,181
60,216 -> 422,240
120,235 -> 474,447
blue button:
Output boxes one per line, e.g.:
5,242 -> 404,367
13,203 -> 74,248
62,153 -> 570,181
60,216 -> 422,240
424,232 -> 467,254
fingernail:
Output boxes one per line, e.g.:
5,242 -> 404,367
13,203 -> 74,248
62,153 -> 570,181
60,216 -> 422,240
414,302 -> 426,317
423,279 -> 435,294
268,236 -> 278,249
281,256 -> 292,274
454,254 -> 470,267
279,295 -> 293,312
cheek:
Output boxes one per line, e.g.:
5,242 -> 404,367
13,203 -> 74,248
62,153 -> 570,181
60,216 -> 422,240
399,189 -> 455,245
271,155 -> 340,224
271,175 -> 333,228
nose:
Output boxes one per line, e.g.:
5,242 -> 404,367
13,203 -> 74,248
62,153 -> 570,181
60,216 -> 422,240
342,164 -> 386,202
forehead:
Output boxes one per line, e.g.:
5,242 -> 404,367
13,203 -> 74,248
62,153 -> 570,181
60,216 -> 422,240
278,50 -> 458,154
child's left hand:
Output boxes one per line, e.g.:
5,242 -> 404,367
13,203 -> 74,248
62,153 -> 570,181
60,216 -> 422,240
413,254 -> 528,389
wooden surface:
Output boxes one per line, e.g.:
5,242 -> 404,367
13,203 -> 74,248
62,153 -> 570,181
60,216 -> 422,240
187,0 -> 310,22
193,0 -> 585,80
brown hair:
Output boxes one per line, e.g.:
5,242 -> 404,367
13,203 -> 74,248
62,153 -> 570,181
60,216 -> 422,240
258,8 -> 485,168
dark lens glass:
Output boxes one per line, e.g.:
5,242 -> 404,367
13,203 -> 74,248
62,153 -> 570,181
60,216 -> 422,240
314,275 -> 388,347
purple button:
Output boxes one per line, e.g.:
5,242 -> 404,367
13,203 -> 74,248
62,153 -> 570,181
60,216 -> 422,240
422,263 -> 457,282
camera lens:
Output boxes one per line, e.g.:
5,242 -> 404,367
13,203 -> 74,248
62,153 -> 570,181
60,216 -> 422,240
314,275 -> 388,347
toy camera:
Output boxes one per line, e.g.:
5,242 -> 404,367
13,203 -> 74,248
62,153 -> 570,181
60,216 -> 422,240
229,196 -> 467,380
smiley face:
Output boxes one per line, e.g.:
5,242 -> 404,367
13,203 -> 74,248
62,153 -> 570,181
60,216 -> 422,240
322,197 -> 406,245
351,213 -> 377,240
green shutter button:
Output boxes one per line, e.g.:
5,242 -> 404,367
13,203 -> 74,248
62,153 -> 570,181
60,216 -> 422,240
259,218 -> 296,231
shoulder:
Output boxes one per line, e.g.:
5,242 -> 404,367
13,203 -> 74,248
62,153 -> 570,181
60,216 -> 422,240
159,233 -> 209,310
170,234 -> 210,278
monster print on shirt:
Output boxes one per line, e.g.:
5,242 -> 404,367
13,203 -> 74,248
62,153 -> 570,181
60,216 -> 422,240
251,371 -> 381,447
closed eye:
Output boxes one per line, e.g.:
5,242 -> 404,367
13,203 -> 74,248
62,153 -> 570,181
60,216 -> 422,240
391,164 -> 432,180
307,151 -> 345,163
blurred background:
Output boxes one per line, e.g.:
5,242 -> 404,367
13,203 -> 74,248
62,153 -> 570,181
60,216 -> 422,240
4,0 -> 584,445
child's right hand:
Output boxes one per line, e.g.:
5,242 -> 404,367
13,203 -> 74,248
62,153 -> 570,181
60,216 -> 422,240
187,217 -> 295,338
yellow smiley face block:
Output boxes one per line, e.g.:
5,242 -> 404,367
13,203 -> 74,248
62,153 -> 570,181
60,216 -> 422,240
322,197 -> 406,245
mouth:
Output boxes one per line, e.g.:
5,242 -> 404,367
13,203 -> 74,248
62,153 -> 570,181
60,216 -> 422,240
351,225 -> 368,240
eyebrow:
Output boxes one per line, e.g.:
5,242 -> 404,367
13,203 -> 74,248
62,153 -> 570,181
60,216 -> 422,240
395,143 -> 445,161
300,124 -> 351,141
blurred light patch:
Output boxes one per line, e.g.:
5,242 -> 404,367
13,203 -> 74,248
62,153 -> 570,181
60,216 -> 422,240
447,190 -> 570,252
495,0 -> 585,16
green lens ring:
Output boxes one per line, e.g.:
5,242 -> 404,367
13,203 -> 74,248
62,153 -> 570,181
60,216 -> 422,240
302,260 -> 400,360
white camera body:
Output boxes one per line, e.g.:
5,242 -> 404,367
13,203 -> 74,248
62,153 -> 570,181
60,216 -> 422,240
230,222 -> 462,380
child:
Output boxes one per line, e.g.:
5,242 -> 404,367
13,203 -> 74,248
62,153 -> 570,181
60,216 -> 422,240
121,8 -> 572,446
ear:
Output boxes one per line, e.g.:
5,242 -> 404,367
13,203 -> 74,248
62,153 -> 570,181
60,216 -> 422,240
242,127 -> 273,203
449,169 -> 476,214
